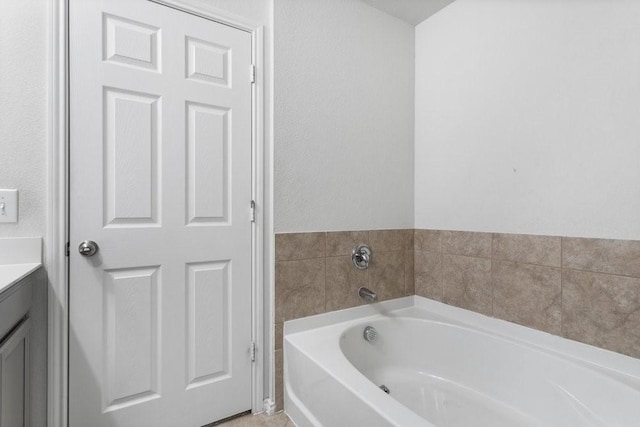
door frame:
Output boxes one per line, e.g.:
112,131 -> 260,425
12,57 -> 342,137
48,1 -> 273,425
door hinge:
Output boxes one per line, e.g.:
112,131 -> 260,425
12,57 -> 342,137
250,342 -> 257,362
250,64 -> 256,84
250,200 -> 256,223
65,242 -> 70,257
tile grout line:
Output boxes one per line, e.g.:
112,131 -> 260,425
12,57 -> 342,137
385,250 -> 563,270
562,266 -> 640,280
491,232 -> 496,259
560,237 -> 564,337
439,241 -> 444,301
321,233 -> 326,315
275,255 -> 327,262
323,231 -> 328,262
323,254 -> 327,314
490,257 -> 562,270
490,256 -> 495,317
323,231 -> 327,316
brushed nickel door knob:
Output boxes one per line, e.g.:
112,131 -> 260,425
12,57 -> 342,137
78,240 -> 99,257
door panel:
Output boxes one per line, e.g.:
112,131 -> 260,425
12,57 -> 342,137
186,261 -> 230,387
103,266 -> 161,410
103,88 -> 160,226
69,1 -> 253,426
186,102 -> 230,224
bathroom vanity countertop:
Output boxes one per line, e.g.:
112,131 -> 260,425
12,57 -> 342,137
0,237 -> 42,296
0,263 -> 41,296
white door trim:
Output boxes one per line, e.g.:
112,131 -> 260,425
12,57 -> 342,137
48,1 -> 273,425
48,1 -> 70,426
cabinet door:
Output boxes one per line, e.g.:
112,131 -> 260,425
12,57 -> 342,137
0,318 -> 30,427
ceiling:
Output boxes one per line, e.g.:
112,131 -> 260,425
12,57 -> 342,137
358,0 -> 457,26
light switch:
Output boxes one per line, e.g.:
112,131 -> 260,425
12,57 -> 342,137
0,189 -> 18,223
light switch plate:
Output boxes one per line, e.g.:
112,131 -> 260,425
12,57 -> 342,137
0,189 -> 18,223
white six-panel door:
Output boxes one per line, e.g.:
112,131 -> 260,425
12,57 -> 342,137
69,1 -> 253,425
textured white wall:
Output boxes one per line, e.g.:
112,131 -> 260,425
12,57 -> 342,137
0,0 -> 48,238
0,4 -> 49,426
194,0 -> 271,28
275,0 -> 415,232
415,0 -> 640,240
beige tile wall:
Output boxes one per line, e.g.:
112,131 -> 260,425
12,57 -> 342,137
275,229 -> 640,409
415,230 -> 640,359
274,229 -> 414,409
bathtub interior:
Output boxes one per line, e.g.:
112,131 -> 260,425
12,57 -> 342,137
285,297 -> 640,427
340,317 -> 640,426
284,298 -> 429,426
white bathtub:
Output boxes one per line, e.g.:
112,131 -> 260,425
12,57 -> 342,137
284,296 -> 640,426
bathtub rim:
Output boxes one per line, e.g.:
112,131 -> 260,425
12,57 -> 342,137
285,296 -> 640,390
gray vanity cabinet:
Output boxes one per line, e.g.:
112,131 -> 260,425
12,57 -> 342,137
0,270 -> 36,427
0,318 -> 30,427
